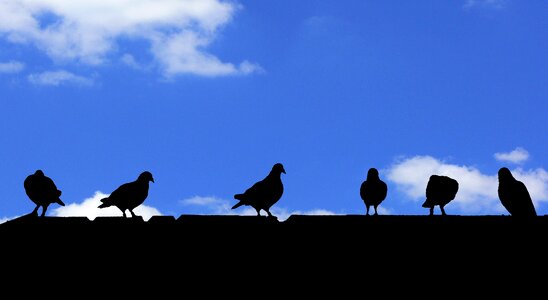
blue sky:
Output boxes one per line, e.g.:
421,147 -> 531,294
0,0 -> 546,221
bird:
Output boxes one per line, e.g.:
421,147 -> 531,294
360,168 -> 388,216
98,171 -> 154,218
24,170 -> 65,217
498,167 -> 536,217
233,163 -> 286,218
422,175 -> 459,216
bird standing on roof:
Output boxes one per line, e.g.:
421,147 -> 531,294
98,171 -> 154,218
24,170 -> 65,217
360,168 -> 388,216
498,167 -> 536,217
233,163 -> 286,218
422,175 -> 458,216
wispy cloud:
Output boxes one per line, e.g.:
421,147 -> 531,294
52,191 -> 162,221
386,154 -> 548,214
121,54 -> 143,70
464,0 -> 506,9
0,216 -> 17,224
494,147 -> 529,164
28,70 -> 93,86
0,0 -> 261,77
0,60 -> 24,73
180,196 -> 336,221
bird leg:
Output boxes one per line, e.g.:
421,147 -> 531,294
121,210 -> 127,218
440,206 -> 447,216
129,210 -> 137,218
31,205 -> 40,216
266,209 -> 273,217
429,207 -> 434,216
41,204 -> 49,217
374,205 -> 379,216
366,205 -> 370,216
255,208 -> 261,217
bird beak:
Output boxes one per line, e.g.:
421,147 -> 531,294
282,168 -> 286,174
151,178 -> 155,183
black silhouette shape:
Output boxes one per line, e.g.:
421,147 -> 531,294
422,175 -> 458,216
233,163 -> 286,218
360,168 -> 388,215
24,170 -> 66,217
498,167 -> 536,217
98,171 -> 154,218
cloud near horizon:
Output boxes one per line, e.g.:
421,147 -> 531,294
0,0 -> 261,78
52,191 -> 162,221
386,154 -> 548,214
180,196 -> 338,221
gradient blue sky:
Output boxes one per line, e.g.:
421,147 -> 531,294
1,0 -> 546,220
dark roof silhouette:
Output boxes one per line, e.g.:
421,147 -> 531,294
232,163 -> 286,218
360,168 -> 388,215
498,167 -> 537,217
24,170 -> 65,217
422,175 -> 459,216
98,171 -> 154,218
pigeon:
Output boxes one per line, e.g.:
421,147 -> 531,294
233,163 -> 286,217
98,171 -> 154,218
498,167 -> 536,217
24,170 -> 65,217
422,175 -> 459,216
360,168 -> 388,216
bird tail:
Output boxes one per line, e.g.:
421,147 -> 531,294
98,197 -> 111,209
232,194 -> 246,209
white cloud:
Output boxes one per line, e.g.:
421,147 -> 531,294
52,191 -> 162,221
28,70 -> 93,86
0,216 -> 15,224
0,0 -> 261,77
464,0 -> 506,9
180,196 -> 336,221
0,60 -> 25,73
387,155 -> 548,214
494,147 -> 529,164
121,53 -> 142,70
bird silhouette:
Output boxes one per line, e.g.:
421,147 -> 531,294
98,171 -> 154,218
24,170 -> 65,217
360,168 -> 388,216
422,175 -> 458,216
233,163 -> 286,218
498,167 -> 536,217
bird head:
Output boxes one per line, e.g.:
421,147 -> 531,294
367,168 -> 379,180
138,171 -> 155,183
34,170 -> 45,176
272,163 -> 286,175
498,167 -> 513,181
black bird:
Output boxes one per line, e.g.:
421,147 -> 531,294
422,175 -> 459,216
498,167 -> 536,217
98,171 -> 154,218
360,168 -> 388,216
233,163 -> 286,217
24,170 -> 65,217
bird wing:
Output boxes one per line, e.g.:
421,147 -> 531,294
241,179 -> 269,201
380,180 -> 388,200
107,182 -> 135,203
43,176 -> 61,197
516,181 -> 537,216
24,175 -> 39,199
359,181 -> 368,200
